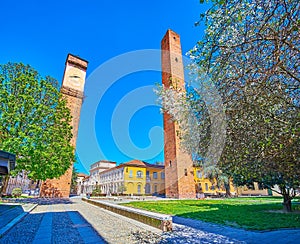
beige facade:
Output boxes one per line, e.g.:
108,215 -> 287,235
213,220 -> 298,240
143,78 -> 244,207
89,160 -> 117,186
236,182 -> 271,196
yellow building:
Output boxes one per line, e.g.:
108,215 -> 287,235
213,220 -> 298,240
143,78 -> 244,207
194,167 -> 236,196
236,182 -> 272,196
99,160 -> 165,196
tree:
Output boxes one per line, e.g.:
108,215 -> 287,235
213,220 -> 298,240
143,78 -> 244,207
158,0 -> 299,210
0,62 -> 74,183
117,184 -> 127,195
188,0 -> 299,211
70,165 -> 79,195
156,85 -> 231,196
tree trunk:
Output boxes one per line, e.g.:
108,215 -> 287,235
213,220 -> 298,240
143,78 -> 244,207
225,183 -> 231,198
282,193 -> 292,212
1,175 -> 9,196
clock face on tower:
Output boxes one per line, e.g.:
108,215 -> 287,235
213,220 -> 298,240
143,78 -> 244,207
63,65 -> 86,91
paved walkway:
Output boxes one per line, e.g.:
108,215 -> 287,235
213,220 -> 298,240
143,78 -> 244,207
0,198 -> 162,244
0,197 -> 299,243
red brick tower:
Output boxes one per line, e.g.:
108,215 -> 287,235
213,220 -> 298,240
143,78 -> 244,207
161,30 -> 196,199
41,54 -> 88,198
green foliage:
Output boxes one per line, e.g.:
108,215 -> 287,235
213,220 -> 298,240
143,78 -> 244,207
11,187 -> 22,198
188,0 -> 300,209
117,184 -> 127,194
159,0 -> 299,211
123,198 -> 300,230
0,62 -> 74,180
92,185 -> 101,196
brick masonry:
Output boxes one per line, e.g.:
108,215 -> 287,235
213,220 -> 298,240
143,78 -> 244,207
41,54 -> 88,198
161,30 -> 196,199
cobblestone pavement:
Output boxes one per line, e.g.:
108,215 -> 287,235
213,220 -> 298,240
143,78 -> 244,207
1,197 -> 300,244
0,198 -> 163,244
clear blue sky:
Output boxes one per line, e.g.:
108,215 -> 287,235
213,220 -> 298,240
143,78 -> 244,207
0,1 -> 209,174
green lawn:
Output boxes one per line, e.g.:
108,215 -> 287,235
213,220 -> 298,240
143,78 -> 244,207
122,197 -> 300,230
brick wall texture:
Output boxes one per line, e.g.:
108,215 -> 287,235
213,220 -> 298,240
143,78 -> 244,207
41,54 -> 87,198
161,30 -> 196,199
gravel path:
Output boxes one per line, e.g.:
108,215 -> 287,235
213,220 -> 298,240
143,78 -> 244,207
66,198 -> 163,243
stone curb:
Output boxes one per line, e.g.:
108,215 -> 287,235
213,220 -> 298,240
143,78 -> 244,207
0,203 -> 38,237
83,198 -> 173,232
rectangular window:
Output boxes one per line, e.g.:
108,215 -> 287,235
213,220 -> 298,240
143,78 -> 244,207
153,172 -> 158,179
196,170 -> 202,179
129,170 -> 133,178
161,172 -> 165,179
205,183 -> 208,191
137,170 -> 143,178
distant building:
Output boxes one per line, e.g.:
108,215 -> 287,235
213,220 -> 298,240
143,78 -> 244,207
99,160 -> 165,196
236,182 -> 272,196
84,159 -> 278,198
194,167 -> 236,196
76,173 -> 89,195
89,160 -> 117,186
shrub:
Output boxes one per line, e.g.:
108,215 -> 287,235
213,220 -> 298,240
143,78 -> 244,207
92,186 -> 101,196
11,188 -> 22,198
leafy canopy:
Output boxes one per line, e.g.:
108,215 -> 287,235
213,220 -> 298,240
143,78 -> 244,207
192,0 -> 300,206
158,0 -> 300,208
0,62 -> 74,180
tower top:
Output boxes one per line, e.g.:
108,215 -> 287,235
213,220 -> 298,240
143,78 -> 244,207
161,29 -> 184,89
66,53 -> 88,71
161,29 -> 181,49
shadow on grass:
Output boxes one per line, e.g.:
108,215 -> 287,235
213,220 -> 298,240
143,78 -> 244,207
175,201 -> 300,230
123,199 -> 300,230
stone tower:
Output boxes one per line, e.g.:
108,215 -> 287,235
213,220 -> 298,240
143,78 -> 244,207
41,54 -> 88,198
161,29 -> 196,199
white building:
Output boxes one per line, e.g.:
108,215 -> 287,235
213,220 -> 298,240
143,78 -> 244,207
89,160 -> 117,185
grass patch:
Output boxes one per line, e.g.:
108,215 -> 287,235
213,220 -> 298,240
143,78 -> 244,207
122,197 -> 300,230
